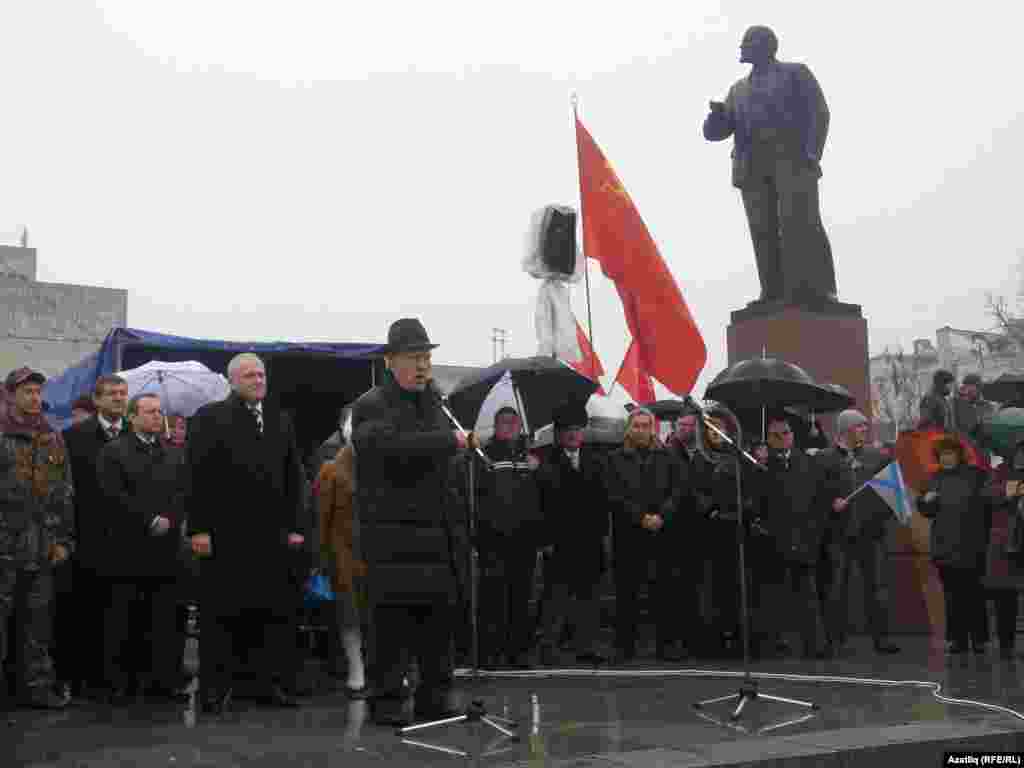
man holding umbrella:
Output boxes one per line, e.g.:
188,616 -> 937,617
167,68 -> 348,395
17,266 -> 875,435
758,412 -> 829,658
349,318 -> 474,726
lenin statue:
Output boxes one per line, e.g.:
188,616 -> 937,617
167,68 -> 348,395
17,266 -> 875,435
704,26 -> 838,307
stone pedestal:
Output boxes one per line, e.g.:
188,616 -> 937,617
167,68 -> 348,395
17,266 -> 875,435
727,300 -> 870,423
727,299 -> 933,636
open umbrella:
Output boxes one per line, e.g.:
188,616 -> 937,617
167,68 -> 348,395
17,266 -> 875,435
447,356 -> 599,436
980,407 -> 1024,459
532,393 -> 628,448
117,360 -> 231,418
705,358 -> 853,413
983,374 -> 1024,405
895,428 -> 991,495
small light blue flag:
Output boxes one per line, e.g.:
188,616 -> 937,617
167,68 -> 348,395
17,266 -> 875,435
867,461 -> 916,526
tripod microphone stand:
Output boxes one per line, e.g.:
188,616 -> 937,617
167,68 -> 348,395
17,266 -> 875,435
400,395 -> 518,744
687,398 -> 818,724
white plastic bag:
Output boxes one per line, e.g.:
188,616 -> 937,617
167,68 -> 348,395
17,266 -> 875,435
535,280 -> 578,361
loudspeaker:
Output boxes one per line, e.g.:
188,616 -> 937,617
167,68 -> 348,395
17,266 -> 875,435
538,206 -> 577,277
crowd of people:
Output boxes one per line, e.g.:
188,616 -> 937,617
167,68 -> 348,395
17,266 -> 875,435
0,320 -> 1021,729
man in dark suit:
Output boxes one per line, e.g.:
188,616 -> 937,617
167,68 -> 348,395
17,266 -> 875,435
818,409 -> 900,655
606,407 -> 686,663
350,318 -> 472,726
758,414 -> 829,659
665,410 -> 716,656
535,399 -> 610,666
62,374 -> 129,698
98,393 -> 186,702
186,353 -> 307,714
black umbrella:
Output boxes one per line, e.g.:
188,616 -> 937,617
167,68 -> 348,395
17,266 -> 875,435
704,358 -> 852,412
446,356 -> 599,435
784,383 -> 857,416
983,373 -> 1024,405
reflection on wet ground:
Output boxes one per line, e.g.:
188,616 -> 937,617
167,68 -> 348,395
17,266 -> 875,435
4,636 -> 1024,767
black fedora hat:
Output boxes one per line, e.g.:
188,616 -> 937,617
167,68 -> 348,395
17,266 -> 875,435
383,318 -> 440,354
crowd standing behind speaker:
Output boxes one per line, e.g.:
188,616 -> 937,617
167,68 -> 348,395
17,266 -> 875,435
6,342 -> 1024,722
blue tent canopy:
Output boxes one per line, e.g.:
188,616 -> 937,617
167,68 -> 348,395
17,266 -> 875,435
45,327 -> 385,433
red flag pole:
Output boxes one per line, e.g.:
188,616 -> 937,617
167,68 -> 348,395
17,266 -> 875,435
573,92 -> 598,385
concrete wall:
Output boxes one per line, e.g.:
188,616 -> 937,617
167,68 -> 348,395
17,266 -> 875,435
0,245 -> 37,281
0,267 -> 127,378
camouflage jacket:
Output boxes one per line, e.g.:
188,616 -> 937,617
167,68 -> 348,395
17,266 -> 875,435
0,428 -> 75,568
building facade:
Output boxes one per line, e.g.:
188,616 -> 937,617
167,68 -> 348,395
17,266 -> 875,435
870,326 -> 1023,441
0,244 -> 127,378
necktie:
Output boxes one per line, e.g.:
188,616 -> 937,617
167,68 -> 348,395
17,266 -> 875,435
108,424 -> 120,441
249,404 -> 263,434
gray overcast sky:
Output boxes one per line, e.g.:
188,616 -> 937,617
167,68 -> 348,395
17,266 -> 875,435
2,1 -> 1022,399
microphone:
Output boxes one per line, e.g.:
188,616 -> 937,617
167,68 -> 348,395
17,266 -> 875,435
426,378 -> 445,403
428,379 -> 493,467
683,395 -> 764,471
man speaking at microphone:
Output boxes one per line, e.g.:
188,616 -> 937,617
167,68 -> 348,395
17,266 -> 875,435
350,318 -> 476,726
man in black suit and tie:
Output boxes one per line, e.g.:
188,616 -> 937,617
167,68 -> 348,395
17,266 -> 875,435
98,393 -> 187,702
62,374 -> 130,698
186,353 -> 307,714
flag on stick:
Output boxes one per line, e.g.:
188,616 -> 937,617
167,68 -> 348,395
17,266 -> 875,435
844,460 -> 916,526
575,113 -> 706,394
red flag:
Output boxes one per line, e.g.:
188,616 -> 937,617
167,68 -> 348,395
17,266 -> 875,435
570,318 -> 606,395
616,339 -> 656,405
576,114 -> 706,394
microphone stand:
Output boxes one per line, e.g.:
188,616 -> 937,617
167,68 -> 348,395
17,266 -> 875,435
400,390 -> 516,743
685,397 -> 818,724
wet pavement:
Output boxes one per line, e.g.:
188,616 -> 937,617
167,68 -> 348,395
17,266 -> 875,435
3,636 -> 1024,767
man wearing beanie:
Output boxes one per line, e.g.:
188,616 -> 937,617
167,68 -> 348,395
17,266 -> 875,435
818,409 -> 900,655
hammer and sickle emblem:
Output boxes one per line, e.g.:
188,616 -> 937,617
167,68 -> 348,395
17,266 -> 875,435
599,161 -> 631,202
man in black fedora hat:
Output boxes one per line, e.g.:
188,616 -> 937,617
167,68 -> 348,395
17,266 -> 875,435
350,318 -> 477,726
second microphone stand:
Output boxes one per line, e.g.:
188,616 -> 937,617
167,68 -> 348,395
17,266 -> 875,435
688,399 -> 818,724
